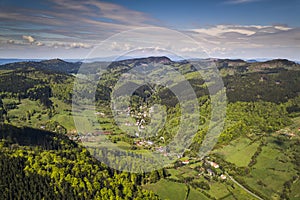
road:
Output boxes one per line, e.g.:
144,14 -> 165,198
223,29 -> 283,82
225,172 -> 264,200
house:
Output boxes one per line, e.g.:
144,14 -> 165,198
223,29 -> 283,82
146,141 -> 154,145
207,161 -> 219,168
182,160 -> 190,165
220,174 -> 227,180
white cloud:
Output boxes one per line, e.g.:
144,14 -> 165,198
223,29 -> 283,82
48,42 -> 92,49
0,0 -> 158,51
183,24 -> 300,59
70,42 -> 91,49
274,26 -> 292,31
179,47 -> 202,53
191,25 -> 257,36
189,25 -> 294,38
110,42 -> 133,51
22,35 -> 35,43
36,41 -> 44,46
6,39 -> 26,45
7,40 -> 16,44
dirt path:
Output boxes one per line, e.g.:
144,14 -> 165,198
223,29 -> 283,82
225,172 -> 264,200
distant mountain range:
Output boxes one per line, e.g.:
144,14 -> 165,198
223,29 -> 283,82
0,58 -> 82,65
0,58 -> 82,74
1,57 -> 299,65
0,57 -> 299,75
0,56 -> 299,104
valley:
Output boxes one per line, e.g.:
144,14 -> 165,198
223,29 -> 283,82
0,57 -> 299,199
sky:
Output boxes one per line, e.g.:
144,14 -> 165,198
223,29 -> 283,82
0,0 -> 299,60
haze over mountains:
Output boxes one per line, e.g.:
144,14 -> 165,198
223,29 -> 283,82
1,57 -> 299,74
1,57 -> 300,66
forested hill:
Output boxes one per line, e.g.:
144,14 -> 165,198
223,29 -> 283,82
1,57 -> 299,75
0,124 -> 160,199
0,57 -> 300,199
216,59 -> 300,102
0,57 -> 300,104
0,58 -> 82,74
216,58 -> 300,73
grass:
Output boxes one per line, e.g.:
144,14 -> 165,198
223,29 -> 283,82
50,98 -> 76,130
5,97 -> 99,133
6,98 -> 49,128
290,178 -> 300,200
8,99 -> 42,115
166,165 -> 199,181
207,182 -> 230,199
143,179 -> 187,200
166,168 -> 181,180
210,117 -> 300,199
213,137 -> 260,167
288,116 -> 300,135
188,188 -> 210,200
241,136 -> 297,199
51,113 -> 75,130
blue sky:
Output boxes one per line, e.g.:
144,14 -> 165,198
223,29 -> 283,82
108,0 -> 300,28
0,0 -> 299,59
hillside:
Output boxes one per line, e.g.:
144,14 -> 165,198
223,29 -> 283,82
0,57 -> 300,199
0,58 -> 82,74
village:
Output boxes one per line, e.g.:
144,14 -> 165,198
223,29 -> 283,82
63,99 -> 232,184
66,102 -> 231,185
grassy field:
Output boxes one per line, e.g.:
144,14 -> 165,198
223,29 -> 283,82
5,98 -> 49,128
143,179 -> 187,200
290,178 -> 300,200
289,116 -> 300,133
144,179 -> 210,200
50,98 -> 75,130
210,117 -> 300,200
213,137 -> 260,167
166,165 -> 199,181
242,138 -> 297,199
4,97 -> 96,133
187,188 -> 210,200
207,181 -> 230,199
165,168 -> 182,180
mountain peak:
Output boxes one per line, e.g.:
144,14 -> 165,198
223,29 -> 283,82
118,56 -> 172,63
41,58 -> 67,64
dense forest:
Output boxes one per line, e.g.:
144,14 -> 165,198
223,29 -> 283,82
0,124 -> 161,199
